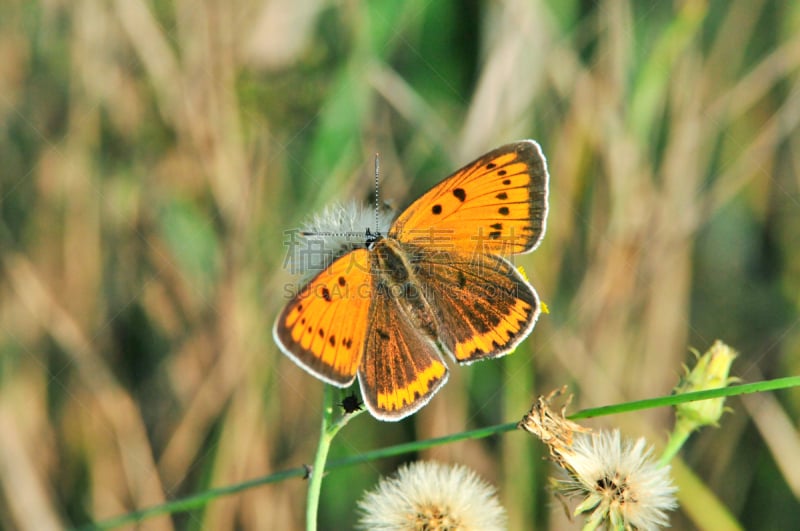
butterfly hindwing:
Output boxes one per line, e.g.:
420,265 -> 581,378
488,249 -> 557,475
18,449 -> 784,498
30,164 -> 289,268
358,280 -> 449,420
390,140 -> 548,255
273,249 -> 373,386
410,247 -> 540,363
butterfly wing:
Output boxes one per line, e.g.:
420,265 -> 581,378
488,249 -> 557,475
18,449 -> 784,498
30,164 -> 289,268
410,246 -> 540,363
390,140 -> 548,255
273,249 -> 373,386
358,281 -> 449,421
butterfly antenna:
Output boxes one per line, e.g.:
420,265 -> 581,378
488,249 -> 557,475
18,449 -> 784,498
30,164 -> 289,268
374,152 -> 381,234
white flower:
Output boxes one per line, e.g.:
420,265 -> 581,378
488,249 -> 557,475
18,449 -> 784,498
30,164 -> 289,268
357,460 -> 507,531
286,200 -> 395,277
302,200 -> 393,251
555,430 -> 677,531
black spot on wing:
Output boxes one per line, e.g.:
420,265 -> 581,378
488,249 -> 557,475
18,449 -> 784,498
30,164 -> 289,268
453,188 -> 466,202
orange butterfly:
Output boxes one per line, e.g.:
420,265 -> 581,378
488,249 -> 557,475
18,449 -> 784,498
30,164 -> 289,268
274,140 -> 549,421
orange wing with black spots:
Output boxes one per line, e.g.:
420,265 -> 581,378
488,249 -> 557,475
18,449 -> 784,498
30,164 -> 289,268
390,140 -> 548,255
273,249 -> 373,386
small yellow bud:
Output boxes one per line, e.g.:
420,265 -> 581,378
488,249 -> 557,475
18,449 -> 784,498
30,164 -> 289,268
675,340 -> 737,430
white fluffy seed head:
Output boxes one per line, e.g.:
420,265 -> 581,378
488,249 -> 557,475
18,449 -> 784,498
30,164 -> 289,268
302,200 -> 393,251
555,430 -> 678,531
282,201 -> 395,279
357,460 -> 507,531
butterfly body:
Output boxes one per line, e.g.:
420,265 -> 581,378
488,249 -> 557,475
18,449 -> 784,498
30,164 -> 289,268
275,140 -> 549,420
370,238 -> 439,338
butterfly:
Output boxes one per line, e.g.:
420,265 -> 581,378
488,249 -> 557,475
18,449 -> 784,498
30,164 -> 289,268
274,140 -> 549,421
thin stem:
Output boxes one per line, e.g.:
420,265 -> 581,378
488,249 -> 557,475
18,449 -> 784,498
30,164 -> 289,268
306,385 -> 335,531
77,376 -> 800,531
659,422 -> 692,466
306,386 -> 364,531
73,466 -> 307,530
569,376 -> 800,419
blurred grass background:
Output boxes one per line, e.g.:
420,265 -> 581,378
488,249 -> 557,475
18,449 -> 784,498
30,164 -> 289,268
1,0 -> 799,529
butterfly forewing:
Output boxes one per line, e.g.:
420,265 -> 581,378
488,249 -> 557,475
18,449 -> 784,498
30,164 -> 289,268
390,140 -> 548,255
358,281 -> 449,420
273,249 -> 373,386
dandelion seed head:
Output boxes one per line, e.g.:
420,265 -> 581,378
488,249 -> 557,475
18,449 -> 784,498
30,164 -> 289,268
555,430 -> 677,531
288,201 -> 394,277
357,461 -> 506,531
303,200 -> 393,246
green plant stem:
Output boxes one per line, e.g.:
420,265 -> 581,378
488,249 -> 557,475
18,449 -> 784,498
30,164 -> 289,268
78,376 -> 800,531
74,467 -> 307,530
569,376 -> 800,419
306,385 -> 335,531
659,422 -> 692,467
305,385 -> 362,531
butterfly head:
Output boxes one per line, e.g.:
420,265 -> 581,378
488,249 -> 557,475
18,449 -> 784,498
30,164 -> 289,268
364,227 -> 383,250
